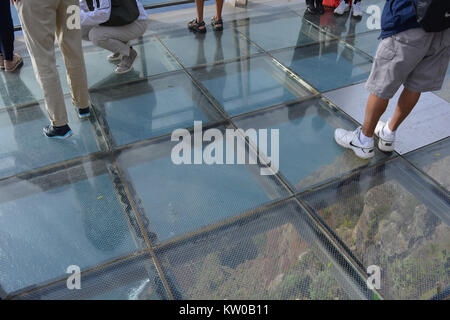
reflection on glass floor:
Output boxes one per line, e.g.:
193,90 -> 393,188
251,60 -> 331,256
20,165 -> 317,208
272,40 -> 373,92
233,97 -> 390,192
1,1 -> 449,300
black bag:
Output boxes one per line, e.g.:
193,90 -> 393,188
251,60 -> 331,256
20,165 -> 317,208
86,0 -> 140,27
411,0 -> 450,32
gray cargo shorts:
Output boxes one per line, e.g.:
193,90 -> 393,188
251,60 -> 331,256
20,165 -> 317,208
366,27 -> 450,100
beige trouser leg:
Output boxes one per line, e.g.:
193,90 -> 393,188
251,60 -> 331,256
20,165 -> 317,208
87,20 -> 148,56
17,0 -> 90,127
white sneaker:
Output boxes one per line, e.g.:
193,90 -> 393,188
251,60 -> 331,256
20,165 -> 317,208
374,120 -> 395,152
334,1 -> 350,15
352,2 -> 363,17
334,127 -> 375,159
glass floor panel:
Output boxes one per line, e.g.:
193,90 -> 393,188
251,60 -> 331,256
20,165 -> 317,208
16,253 -> 167,300
158,27 -> 261,68
189,55 -> 314,116
116,127 -> 290,244
156,199 -> 373,300
300,158 -> 450,300
0,97 -> 102,179
301,6 -> 381,38
0,54 -> 70,109
2,1 -> 448,300
90,71 -> 224,147
0,36 -> 180,110
233,97 -> 390,192
0,158 -> 142,295
405,138 -> 450,192
233,11 -> 334,52
272,40 -> 373,92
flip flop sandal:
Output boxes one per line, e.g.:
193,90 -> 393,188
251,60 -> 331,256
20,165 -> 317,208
211,17 -> 223,31
188,19 -> 207,33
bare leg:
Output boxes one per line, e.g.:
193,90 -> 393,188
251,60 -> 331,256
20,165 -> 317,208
215,0 -> 224,20
389,87 -> 421,131
362,94 -> 389,137
195,0 -> 205,22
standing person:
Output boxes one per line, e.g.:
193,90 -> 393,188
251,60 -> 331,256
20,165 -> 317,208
80,0 -> 148,75
334,0 -> 450,159
334,0 -> 363,18
0,1 -> 23,72
13,0 -> 91,139
188,0 -> 224,33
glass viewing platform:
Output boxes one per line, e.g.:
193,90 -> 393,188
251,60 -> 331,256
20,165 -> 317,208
0,0 -> 449,300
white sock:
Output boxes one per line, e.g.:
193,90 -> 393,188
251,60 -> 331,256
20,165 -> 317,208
383,121 -> 395,135
359,131 -> 373,145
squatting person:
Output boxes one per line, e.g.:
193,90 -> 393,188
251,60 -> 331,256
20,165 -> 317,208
80,0 -> 148,75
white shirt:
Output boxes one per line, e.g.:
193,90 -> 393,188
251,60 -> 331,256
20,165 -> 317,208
80,0 -> 148,26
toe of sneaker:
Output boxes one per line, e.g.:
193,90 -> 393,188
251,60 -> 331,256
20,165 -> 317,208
334,128 -> 352,147
334,128 -> 349,139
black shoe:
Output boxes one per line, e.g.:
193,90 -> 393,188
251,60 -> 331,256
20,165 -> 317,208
188,19 -> 207,33
315,0 -> 325,14
306,0 -> 318,14
43,124 -> 73,139
78,106 -> 91,119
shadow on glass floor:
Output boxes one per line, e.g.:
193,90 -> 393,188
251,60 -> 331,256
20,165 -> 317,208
90,70 -> 224,147
233,97 -> 391,193
155,199 -> 376,300
116,124 -> 290,244
299,157 -> 450,300
14,253 -> 168,300
0,157 -> 144,296
189,54 -> 314,116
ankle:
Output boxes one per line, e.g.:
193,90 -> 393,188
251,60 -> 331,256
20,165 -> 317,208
359,130 -> 374,145
386,121 -> 396,133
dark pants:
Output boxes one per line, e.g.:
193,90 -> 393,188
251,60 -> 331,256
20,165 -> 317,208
0,0 -> 15,60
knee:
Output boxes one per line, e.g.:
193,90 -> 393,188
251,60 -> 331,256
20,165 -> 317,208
88,28 -> 108,46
